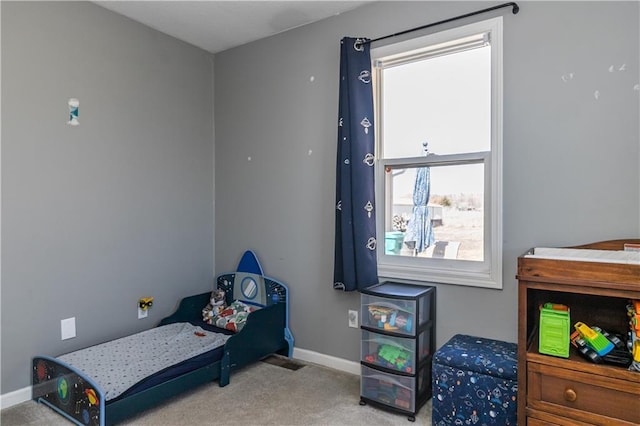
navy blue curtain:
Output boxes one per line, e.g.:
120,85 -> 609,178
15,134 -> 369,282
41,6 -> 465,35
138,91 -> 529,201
333,37 -> 378,292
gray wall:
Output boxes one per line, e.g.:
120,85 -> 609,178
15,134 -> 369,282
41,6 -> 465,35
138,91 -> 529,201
1,2 -> 215,393
1,0 -> 638,398
215,1 -> 639,364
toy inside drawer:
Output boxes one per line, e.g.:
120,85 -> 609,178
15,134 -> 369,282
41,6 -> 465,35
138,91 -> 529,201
361,295 -> 421,336
360,364 -> 415,413
361,330 -> 431,373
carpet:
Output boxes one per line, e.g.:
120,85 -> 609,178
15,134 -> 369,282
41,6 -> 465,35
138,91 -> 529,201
1,357 -> 432,425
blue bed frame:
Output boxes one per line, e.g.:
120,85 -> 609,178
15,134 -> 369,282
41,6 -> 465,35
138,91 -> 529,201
32,251 -> 294,426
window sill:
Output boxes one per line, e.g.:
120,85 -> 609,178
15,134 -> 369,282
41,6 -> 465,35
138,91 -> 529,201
378,262 -> 502,289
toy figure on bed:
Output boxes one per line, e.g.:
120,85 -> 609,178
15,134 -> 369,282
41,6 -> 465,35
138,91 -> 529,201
202,288 -> 227,323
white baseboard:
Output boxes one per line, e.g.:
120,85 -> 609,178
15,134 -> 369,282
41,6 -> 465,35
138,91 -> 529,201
0,386 -> 31,410
1,350 -> 358,411
292,347 -> 360,376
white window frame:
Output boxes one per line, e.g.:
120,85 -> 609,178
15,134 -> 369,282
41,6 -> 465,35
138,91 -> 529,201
372,17 -> 503,289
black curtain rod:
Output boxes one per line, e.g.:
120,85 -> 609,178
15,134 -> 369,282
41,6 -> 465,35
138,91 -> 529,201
364,2 -> 519,45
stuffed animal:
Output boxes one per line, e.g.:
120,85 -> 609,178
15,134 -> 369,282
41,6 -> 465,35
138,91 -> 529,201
202,289 -> 227,324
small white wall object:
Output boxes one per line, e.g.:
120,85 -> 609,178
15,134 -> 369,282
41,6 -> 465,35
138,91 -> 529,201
348,310 -> 358,328
68,98 -> 79,126
61,317 -> 76,340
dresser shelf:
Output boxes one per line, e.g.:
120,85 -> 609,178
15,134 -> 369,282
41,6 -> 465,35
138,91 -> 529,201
517,239 -> 640,426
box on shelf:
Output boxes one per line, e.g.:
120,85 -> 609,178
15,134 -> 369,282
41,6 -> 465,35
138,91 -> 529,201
539,303 -> 570,358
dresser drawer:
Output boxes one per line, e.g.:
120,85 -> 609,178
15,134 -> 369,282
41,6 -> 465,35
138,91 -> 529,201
527,418 -> 555,426
527,362 -> 640,425
526,409 -> 596,426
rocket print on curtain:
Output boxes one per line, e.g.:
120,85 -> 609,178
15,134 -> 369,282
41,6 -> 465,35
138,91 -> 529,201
334,37 -> 378,292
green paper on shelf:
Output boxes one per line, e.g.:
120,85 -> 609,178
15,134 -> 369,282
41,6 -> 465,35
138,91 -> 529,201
539,303 -> 570,358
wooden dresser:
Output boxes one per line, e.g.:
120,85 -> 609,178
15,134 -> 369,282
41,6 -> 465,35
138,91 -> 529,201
517,239 -> 640,426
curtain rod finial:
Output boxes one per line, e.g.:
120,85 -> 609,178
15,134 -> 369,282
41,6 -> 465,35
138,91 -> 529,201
511,3 -> 520,14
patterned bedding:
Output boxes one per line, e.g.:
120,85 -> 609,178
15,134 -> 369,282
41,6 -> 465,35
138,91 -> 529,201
58,322 -> 230,401
206,300 -> 258,333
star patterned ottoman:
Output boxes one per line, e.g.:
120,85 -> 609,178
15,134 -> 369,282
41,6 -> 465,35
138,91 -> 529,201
432,334 -> 518,425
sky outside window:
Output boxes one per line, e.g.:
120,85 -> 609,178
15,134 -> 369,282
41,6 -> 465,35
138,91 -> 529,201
381,45 -> 491,196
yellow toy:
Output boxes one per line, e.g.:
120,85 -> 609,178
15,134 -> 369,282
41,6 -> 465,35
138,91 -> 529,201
138,297 -> 154,311
574,322 -> 613,356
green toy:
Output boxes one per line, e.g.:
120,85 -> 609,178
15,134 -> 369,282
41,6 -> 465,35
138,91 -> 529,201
575,322 -> 614,356
539,303 -> 570,358
378,344 -> 410,370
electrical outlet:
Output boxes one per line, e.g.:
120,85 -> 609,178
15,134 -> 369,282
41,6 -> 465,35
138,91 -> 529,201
61,317 -> 76,340
348,310 -> 358,328
138,307 -> 148,319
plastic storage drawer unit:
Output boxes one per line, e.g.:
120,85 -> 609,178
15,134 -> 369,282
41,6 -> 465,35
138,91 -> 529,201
360,282 -> 435,421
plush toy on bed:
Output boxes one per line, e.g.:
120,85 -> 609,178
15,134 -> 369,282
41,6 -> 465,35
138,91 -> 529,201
213,300 -> 257,333
202,289 -> 227,324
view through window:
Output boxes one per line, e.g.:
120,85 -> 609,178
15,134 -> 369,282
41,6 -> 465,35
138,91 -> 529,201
373,18 -> 503,288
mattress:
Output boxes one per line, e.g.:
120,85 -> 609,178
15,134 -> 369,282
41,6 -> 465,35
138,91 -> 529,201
58,322 -> 231,401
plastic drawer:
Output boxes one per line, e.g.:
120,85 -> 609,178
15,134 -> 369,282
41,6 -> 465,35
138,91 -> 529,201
361,295 -> 421,336
416,362 -> 432,397
361,330 -> 431,373
360,365 -> 415,413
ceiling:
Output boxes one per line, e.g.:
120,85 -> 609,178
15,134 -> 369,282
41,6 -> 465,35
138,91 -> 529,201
94,1 -> 370,54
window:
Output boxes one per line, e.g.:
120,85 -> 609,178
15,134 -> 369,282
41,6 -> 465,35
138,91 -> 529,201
372,18 -> 503,288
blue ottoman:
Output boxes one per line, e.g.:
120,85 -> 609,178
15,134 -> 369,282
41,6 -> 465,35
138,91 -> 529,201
432,334 -> 518,426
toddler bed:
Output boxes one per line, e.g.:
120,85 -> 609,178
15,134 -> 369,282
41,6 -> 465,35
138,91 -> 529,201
32,250 -> 294,426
